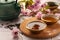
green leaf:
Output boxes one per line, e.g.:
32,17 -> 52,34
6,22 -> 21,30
45,5 -> 49,9
25,0 -> 33,8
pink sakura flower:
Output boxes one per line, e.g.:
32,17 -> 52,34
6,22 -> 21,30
27,1 -> 41,12
27,5 -> 34,10
21,9 -> 27,16
28,3 -> 41,12
41,3 -> 46,8
32,4 -> 41,12
35,11 -> 42,19
34,0 -> 41,3
21,9 -> 31,16
12,27 -> 19,38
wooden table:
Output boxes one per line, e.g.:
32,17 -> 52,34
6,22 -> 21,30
20,17 -> 60,39
0,14 -> 60,40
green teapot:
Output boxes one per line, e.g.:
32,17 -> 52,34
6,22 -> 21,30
0,0 -> 20,21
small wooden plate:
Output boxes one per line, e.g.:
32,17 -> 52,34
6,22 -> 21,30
19,17 -> 60,39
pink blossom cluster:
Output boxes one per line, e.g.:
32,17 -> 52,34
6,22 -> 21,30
21,0 -> 51,18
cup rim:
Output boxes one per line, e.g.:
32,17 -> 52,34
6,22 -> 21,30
41,14 -> 59,22
26,20 -> 47,31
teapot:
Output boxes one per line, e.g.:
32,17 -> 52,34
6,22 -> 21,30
0,0 -> 20,21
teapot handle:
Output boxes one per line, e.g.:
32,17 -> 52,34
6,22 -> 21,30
5,0 -> 18,3
5,0 -> 8,1
16,0 -> 17,3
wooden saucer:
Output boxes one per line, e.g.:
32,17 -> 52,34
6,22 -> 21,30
19,17 -> 60,39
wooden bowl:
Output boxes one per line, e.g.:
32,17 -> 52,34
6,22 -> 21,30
47,2 -> 58,10
26,20 -> 47,33
41,14 -> 59,25
49,6 -> 58,10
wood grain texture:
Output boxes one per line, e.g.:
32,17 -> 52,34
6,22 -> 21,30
19,17 -> 60,39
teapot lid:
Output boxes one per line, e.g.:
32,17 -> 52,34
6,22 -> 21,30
0,0 -> 16,3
